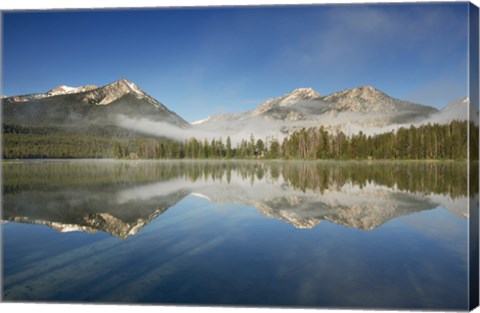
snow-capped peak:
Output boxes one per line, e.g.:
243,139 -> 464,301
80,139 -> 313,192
96,78 -> 148,105
421,97 -> 472,126
47,84 -> 98,96
191,116 -> 211,125
320,85 -> 408,114
328,85 -> 387,100
442,97 -> 469,111
47,85 -> 78,95
118,77 -> 143,95
286,87 -> 321,100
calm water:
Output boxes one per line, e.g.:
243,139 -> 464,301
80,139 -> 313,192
1,160 -> 472,309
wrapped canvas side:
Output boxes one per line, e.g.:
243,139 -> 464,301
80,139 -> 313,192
469,2 -> 480,311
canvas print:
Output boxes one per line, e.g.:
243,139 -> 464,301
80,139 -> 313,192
1,1 -> 479,311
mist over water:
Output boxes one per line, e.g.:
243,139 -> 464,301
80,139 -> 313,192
1,160 -> 472,309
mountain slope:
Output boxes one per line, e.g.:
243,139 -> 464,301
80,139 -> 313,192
194,86 -> 439,140
427,97 -> 475,125
2,78 -> 188,128
47,84 -> 98,96
200,86 -> 436,122
3,80 -> 470,150
322,86 -> 437,122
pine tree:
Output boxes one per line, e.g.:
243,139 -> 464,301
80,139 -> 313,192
226,136 -> 232,159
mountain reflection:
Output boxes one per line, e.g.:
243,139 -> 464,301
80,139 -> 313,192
2,160 -> 473,238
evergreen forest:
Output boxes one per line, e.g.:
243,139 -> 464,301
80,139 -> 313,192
2,120 -> 478,161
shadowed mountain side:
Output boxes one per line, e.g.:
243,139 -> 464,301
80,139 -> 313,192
2,78 -> 188,129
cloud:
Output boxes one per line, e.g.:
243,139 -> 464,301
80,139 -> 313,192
116,114 -> 217,142
115,114 -> 287,145
270,4 -> 467,76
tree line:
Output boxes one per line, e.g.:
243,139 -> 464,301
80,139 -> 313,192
2,120 -> 477,160
281,120 -> 474,160
113,120 -> 475,160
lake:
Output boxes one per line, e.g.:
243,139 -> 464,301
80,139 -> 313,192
1,160 -> 472,310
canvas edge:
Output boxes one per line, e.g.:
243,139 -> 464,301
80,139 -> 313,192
469,1 -> 480,311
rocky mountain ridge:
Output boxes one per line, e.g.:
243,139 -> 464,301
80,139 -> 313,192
2,78 -> 188,128
197,85 -> 438,125
47,84 -> 98,96
3,78 -> 472,142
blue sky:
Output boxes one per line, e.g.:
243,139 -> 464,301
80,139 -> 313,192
2,3 -> 470,122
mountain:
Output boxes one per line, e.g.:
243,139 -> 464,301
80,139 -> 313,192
47,85 -> 98,96
427,97 -> 477,125
3,80 -> 471,151
194,85 -> 439,139
254,87 -> 323,118
322,86 -> 437,121
2,78 -> 188,128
